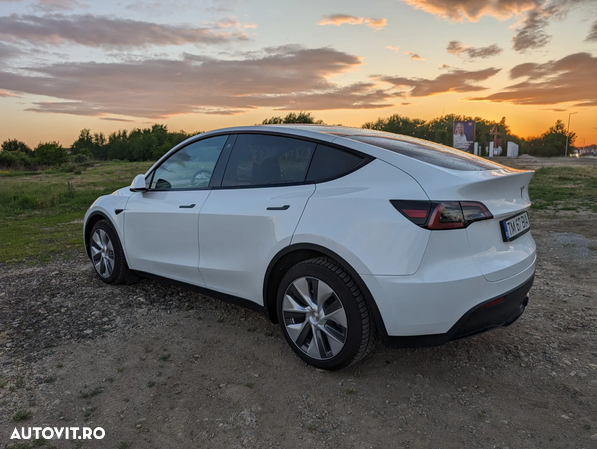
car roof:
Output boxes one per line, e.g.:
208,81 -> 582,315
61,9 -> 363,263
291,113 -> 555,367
201,124 -> 421,142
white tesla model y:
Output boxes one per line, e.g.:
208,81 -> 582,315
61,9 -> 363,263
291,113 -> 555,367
84,125 -> 536,370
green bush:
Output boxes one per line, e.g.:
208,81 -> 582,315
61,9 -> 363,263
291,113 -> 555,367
0,151 -> 34,169
72,153 -> 89,163
35,142 -> 68,166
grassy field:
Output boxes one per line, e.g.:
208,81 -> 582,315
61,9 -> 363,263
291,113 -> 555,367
0,161 -> 152,263
0,161 -> 595,264
528,165 -> 597,213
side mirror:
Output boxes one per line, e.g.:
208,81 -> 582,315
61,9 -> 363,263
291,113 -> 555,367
130,174 -> 148,192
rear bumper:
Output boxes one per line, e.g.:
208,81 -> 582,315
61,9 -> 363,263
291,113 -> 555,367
378,273 -> 534,348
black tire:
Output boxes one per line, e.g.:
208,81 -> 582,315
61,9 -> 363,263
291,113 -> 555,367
276,257 -> 376,370
89,219 -> 128,284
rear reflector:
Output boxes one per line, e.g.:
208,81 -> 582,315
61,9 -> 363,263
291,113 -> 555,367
391,200 -> 493,230
389,200 -> 431,225
480,296 -> 505,309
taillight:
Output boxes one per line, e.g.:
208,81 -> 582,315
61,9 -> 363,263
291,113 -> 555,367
391,200 -> 492,230
389,200 -> 431,225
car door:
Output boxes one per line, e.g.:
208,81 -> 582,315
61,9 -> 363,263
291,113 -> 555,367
199,133 -> 317,304
124,134 -> 230,285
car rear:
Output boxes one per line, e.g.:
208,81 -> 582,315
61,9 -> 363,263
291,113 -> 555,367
331,131 -> 535,345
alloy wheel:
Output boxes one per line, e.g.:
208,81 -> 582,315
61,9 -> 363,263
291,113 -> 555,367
90,228 -> 115,278
282,276 -> 348,360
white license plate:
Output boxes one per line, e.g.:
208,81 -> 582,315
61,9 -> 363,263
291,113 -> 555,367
501,212 -> 530,242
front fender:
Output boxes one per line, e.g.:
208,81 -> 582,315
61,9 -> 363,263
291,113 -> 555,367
83,189 -> 132,257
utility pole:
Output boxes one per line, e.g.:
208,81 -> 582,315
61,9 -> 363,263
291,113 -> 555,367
565,112 -> 577,157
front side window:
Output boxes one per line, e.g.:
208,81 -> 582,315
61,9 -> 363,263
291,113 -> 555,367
222,134 -> 316,187
151,135 -> 228,190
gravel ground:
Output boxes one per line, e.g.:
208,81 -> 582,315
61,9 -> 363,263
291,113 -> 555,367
1,216 -> 596,448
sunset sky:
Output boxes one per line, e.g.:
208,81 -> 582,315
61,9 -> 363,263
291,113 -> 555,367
0,0 -> 596,148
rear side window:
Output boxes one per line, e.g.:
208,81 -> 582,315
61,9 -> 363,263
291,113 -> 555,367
222,134 -> 316,187
346,135 -> 504,171
306,144 -> 365,182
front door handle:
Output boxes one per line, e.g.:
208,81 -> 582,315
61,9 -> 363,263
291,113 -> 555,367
267,205 -> 290,211
179,204 -> 196,209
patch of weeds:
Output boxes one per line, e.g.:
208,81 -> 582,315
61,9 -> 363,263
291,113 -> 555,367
83,406 -> 97,421
264,330 -> 274,337
244,382 -> 254,388
159,353 -> 171,362
196,315 -> 203,320
123,398 -> 130,403
117,366 -> 124,373
44,376 -> 56,384
345,387 -> 357,395
13,408 -> 32,421
56,363 -> 64,368
156,371 -> 162,377
0,379 -> 7,388
306,422 -> 317,432
119,442 -> 131,449
78,387 -> 103,399
14,442 -> 32,449
147,381 -> 156,388
32,439 -> 48,447
106,377 -> 114,383
217,316 -> 225,323
16,377 -> 26,389
247,326 -> 257,332
589,246 -> 597,252
477,410 -> 487,419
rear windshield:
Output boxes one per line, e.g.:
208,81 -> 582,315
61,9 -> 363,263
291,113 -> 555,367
345,135 -> 504,171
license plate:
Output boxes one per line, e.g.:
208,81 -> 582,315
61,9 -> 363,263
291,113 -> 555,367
500,212 -> 530,242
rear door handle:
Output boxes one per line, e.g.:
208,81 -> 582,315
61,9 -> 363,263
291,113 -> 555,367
267,205 -> 290,211
179,204 -> 196,209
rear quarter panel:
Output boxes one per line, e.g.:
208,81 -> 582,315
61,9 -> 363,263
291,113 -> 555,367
292,159 -> 431,276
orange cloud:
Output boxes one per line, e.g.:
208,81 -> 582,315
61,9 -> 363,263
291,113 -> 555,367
0,45 -> 397,118
386,45 -> 400,53
447,40 -> 503,59
378,67 -> 501,96
398,0 -> 539,22
318,14 -> 364,26
0,14 -> 249,48
467,52 -> 597,106
319,14 -> 387,30
365,18 -> 388,30
405,51 -> 425,60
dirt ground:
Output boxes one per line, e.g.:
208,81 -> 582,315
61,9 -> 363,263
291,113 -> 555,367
1,210 -> 597,448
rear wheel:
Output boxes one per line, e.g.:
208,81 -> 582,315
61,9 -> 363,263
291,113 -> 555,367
89,220 -> 128,284
277,257 -> 375,370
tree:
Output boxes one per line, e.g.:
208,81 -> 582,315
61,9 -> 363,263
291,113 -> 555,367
35,141 -> 68,165
522,120 -> 575,157
1,139 -> 33,156
363,114 -> 431,140
262,112 -> 324,125
71,128 -> 94,155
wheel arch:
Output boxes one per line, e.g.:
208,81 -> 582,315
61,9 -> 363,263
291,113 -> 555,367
263,243 -> 388,338
84,212 -> 118,259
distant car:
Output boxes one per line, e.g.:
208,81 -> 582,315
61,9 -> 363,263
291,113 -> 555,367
571,150 -> 579,158
84,125 -> 536,370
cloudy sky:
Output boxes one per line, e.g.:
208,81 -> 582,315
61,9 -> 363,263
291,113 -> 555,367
0,0 -> 596,146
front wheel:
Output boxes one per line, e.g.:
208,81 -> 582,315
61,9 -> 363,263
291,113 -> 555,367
89,219 -> 128,284
277,257 -> 375,370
